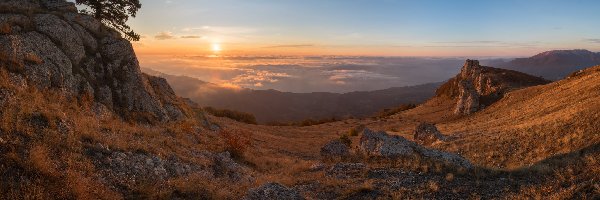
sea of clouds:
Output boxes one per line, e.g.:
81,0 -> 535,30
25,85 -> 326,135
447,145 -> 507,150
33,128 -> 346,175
138,55 -> 508,93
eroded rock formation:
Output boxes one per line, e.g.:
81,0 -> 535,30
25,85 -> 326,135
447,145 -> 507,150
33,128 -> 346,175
436,59 -> 549,115
0,0 -> 188,122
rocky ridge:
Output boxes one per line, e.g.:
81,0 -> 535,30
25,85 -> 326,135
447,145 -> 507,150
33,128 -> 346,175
0,0 -> 188,122
436,60 -> 549,115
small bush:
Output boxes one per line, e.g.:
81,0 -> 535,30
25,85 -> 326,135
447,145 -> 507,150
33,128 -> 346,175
267,116 -> 341,127
219,128 -> 252,159
373,104 -> 417,118
0,23 -> 11,34
340,134 -> 352,147
348,124 -> 366,136
203,107 -> 257,124
0,51 -> 24,73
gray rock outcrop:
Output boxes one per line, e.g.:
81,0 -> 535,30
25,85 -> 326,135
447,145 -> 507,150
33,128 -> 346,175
436,59 -> 549,115
245,182 -> 304,200
413,122 -> 447,145
320,139 -> 350,158
359,129 -> 472,169
0,0 -> 188,122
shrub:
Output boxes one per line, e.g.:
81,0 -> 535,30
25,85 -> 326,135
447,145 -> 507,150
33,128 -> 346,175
219,128 -> 252,159
203,107 -> 257,125
373,104 -> 417,118
0,23 -> 11,34
348,124 -> 366,136
267,116 -> 341,127
340,134 -> 352,147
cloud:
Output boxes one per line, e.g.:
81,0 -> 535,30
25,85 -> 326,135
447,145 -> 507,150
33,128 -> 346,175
325,69 -> 396,81
263,44 -> 315,48
231,69 -> 293,87
155,31 -> 176,40
426,40 -> 541,48
181,35 -> 204,39
584,39 -> 600,43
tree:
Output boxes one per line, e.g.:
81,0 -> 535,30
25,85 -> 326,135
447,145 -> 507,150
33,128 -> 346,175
75,0 -> 142,41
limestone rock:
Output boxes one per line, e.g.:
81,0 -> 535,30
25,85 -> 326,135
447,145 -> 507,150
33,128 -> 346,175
454,79 -> 480,115
359,128 -> 415,157
413,123 -> 447,145
437,59 -> 549,115
320,139 -> 350,158
0,1 -> 189,122
245,182 -> 304,200
359,128 -> 473,169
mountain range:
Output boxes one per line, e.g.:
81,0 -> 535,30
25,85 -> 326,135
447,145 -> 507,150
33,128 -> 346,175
143,49 -> 600,123
498,49 -> 600,80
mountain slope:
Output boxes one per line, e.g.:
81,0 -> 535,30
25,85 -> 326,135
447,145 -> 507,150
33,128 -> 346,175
436,64 -> 600,168
399,59 -> 549,122
498,49 -> 600,80
144,69 -> 441,123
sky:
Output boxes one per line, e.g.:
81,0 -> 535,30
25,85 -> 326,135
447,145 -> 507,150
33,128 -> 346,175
124,0 -> 600,57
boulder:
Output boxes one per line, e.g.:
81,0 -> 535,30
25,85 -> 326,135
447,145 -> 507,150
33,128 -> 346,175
245,182 -> 304,200
413,123 -> 447,145
359,128 -> 415,158
359,128 -> 473,169
320,139 -> 350,157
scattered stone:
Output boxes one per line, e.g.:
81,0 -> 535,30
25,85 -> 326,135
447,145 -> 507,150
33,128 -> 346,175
320,139 -> 350,158
326,163 -> 366,179
413,123 -> 447,145
245,182 -> 304,200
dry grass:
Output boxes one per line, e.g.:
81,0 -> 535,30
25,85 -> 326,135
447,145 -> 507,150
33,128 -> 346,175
0,23 -> 11,34
24,52 -> 43,65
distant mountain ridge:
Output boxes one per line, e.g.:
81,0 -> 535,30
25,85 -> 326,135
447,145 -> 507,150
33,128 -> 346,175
143,69 -> 440,123
498,49 -> 600,80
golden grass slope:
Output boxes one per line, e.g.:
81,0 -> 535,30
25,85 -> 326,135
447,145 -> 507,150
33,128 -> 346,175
436,65 -> 600,169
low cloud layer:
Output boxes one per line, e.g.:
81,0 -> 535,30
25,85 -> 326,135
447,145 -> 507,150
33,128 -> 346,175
138,55 -> 497,93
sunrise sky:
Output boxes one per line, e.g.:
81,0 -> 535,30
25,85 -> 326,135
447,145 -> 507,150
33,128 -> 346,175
124,0 -> 600,57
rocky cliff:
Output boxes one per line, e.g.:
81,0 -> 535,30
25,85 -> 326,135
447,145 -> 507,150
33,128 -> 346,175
0,0 -> 188,122
436,60 -> 549,115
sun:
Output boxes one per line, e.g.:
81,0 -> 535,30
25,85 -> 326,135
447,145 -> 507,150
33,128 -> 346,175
211,43 -> 222,52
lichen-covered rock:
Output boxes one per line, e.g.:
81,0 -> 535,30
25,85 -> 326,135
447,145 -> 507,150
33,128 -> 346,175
320,139 -> 350,158
325,163 -> 366,179
454,79 -> 480,115
0,0 -> 189,122
359,128 -> 473,169
359,128 -> 415,157
245,182 -> 304,200
413,122 -> 447,145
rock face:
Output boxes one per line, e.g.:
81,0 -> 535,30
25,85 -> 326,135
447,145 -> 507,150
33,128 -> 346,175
320,139 -> 350,158
0,0 -> 188,122
359,129 -> 472,169
245,182 -> 304,200
436,60 -> 549,115
360,128 -> 416,157
413,123 -> 447,145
